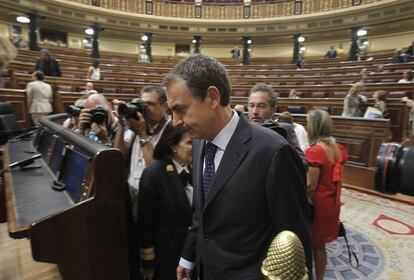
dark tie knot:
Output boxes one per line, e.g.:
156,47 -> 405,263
205,143 -> 217,160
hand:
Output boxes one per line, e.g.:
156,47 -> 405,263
142,269 -> 154,280
360,95 -> 368,103
90,122 -> 109,144
126,112 -> 147,138
78,108 -> 91,131
177,265 -> 191,280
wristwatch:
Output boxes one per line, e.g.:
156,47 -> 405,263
139,138 -> 150,147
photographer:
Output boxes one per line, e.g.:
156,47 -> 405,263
63,97 -> 86,130
247,83 -> 307,170
114,85 -> 171,216
114,85 -> 170,279
78,93 -> 118,145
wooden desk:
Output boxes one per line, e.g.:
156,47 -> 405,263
2,115 -> 130,279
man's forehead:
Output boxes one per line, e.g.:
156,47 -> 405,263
249,91 -> 270,102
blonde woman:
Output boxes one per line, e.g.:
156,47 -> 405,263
342,82 -> 367,117
305,109 -> 348,280
0,35 -> 17,88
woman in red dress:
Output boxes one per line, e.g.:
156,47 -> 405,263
305,109 -> 348,280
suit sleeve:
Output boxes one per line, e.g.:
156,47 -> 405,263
265,143 -> 313,277
138,167 -> 159,269
26,84 -> 32,108
180,184 -> 198,263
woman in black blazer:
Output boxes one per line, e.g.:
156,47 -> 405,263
138,125 -> 193,280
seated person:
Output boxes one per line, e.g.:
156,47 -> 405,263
342,82 -> 367,117
78,93 -> 118,145
80,82 -> 96,95
392,49 -> 407,63
289,89 -> 299,98
324,46 -> 337,59
370,90 -> 390,119
398,70 -> 414,83
231,46 -> 240,58
401,96 -> 414,136
405,39 -> 414,58
336,43 -> 345,56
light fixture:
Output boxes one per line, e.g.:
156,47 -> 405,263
192,39 -> 197,44
298,36 -> 305,43
141,35 -> 148,41
16,16 -> 30,23
357,29 -> 367,37
363,41 -> 369,45
300,46 -> 306,52
85,27 -> 94,35
247,39 -> 252,44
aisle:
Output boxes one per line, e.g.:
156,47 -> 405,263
325,187 -> 414,279
0,223 -> 60,280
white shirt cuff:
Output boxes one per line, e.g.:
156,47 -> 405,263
179,257 -> 194,270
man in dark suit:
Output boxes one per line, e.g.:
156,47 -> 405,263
34,49 -> 61,77
162,54 -> 312,280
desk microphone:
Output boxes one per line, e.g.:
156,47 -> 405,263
1,153 -> 42,174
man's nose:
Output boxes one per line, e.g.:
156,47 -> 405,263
172,114 -> 183,127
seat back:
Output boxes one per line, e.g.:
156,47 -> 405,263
0,102 -> 19,131
287,105 -> 305,114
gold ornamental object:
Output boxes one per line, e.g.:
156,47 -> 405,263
261,231 -> 309,280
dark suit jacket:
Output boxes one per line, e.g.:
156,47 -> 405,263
138,159 -> 192,271
34,58 -> 62,77
182,114 -> 312,279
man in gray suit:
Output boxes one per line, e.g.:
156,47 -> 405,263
162,54 -> 312,280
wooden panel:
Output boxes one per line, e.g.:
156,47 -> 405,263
0,89 -> 30,128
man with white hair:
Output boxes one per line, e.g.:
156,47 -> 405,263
78,93 -> 118,145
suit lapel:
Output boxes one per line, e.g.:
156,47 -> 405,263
203,116 -> 251,211
192,140 -> 205,209
164,160 -> 192,223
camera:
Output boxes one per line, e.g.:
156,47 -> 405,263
375,142 -> 414,196
117,98 -> 147,119
67,104 -> 85,117
89,106 -> 108,125
261,119 -> 287,139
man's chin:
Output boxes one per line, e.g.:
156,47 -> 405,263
251,118 -> 262,123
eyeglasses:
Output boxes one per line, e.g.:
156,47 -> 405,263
248,103 -> 270,110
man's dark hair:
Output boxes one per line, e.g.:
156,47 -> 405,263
140,85 -> 167,102
34,71 -> 44,81
162,54 -> 231,106
249,83 -> 277,107
153,124 -> 186,160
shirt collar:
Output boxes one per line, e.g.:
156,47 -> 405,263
209,110 -> 240,152
172,158 -> 190,174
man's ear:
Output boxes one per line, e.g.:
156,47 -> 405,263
206,86 -> 220,108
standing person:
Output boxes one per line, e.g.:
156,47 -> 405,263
34,49 -> 61,77
0,34 -> 17,88
305,109 -> 348,280
114,85 -> 171,280
341,82 -> 367,117
87,59 -> 101,80
25,71 -> 53,125
247,83 -> 307,169
138,126 -> 193,280
296,55 -> 305,69
162,54 -> 312,280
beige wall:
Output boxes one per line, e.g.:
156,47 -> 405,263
68,33 -> 83,49
369,32 -> 414,52
0,21 -> 11,38
99,38 -> 139,54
